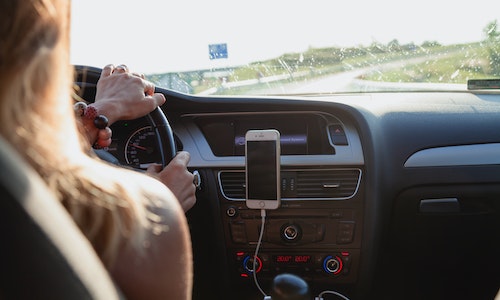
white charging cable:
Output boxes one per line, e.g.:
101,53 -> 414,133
315,290 -> 351,300
253,209 -> 268,298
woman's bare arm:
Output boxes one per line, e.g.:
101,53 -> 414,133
109,176 -> 192,300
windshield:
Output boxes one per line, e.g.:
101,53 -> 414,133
71,0 -> 500,95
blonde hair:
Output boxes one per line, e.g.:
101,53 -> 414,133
0,0 -> 160,267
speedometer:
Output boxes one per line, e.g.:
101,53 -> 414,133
125,126 -> 162,169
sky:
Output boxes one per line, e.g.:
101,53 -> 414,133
70,0 -> 500,74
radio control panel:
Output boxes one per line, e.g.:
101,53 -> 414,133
233,250 -> 360,284
221,203 -> 363,287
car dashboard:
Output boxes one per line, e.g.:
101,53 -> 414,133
76,70 -> 500,299
177,110 -> 365,294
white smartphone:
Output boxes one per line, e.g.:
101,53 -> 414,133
245,129 -> 281,210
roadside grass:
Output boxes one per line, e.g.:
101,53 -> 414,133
164,42 -> 496,95
362,43 -> 493,83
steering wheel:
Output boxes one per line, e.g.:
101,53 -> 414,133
74,65 -> 176,167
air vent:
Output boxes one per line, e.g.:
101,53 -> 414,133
294,169 -> 361,199
219,171 -> 246,200
218,169 -> 361,201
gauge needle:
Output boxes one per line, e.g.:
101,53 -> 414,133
131,143 -> 148,151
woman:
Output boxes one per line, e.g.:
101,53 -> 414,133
0,0 -> 192,299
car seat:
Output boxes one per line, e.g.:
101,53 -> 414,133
0,136 -> 122,299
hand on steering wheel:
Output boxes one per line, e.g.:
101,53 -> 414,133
74,65 -> 197,211
93,64 -> 166,124
77,65 -> 177,166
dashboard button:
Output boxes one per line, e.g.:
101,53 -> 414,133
329,125 -> 348,145
229,222 -> 247,244
337,221 -> 355,244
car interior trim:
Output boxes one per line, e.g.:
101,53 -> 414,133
404,143 -> 500,167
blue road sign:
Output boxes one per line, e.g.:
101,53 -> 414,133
209,43 -> 228,60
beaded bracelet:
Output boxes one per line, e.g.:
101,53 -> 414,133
74,101 -> 110,148
73,102 -> 109,129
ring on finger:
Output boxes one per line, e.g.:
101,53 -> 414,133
114,64 -> 128,73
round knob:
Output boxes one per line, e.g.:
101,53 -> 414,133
226,206 -> 237,217
283,224 -> 301,241
243,255 -> 262,273
323,255 -> 343,275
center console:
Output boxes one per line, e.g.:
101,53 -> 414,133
217,167 -> 364,292
182,111 -> 365,296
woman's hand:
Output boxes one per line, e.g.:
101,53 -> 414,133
146,151 -> 197,212
93,64 -> 166,125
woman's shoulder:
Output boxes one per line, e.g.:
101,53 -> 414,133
85,158 -> 188,246
92,159 -> 182,211
101,163 -> 192,299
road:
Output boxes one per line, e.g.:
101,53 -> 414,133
227,52 -> 465,95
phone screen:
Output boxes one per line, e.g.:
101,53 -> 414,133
246,140 -> 278,200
